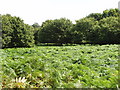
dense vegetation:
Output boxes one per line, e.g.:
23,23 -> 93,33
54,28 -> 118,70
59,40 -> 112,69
1,8 -> 120,48
2,14 -> 34,48
0,8 -> 119,89
38,18 -> 73,44
1,45 -> 118,88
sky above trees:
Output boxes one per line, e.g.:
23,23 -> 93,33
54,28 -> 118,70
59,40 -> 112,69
0,0 -> 119,25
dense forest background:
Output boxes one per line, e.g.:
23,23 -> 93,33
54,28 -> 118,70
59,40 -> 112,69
1,8 -> 120,48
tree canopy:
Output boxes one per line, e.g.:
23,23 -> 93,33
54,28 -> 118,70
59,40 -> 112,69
1,8 -> 120,48
2,14 -> 34,48
38,18 -> 73,44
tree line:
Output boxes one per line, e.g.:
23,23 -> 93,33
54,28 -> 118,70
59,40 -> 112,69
1,8 -> 120,48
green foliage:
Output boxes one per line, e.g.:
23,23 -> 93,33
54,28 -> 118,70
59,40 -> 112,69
2,14 -> 13,48
90,17 -> 120,44
1,45 -> 118,88
87,8 -> 119,20
72,17 -> 97,43
32,23 -> 40,44
1,8 -> 120,47
87,13 -> 102,21
38,18 -> 73,44
102,8 -> 119,18
2,14 -> 34,48
0,14 -> 2,48
73,8 -> 120,44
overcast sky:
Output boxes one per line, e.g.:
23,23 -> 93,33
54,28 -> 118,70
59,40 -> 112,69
0,0 -> 119,25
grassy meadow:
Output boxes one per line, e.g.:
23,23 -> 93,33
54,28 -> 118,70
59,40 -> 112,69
0,44 -> 119,88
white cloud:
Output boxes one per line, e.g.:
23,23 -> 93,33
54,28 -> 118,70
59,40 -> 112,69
0,0 -> 119,25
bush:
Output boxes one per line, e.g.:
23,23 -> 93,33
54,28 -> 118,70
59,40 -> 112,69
38,18 -> 73,44
91,16 -> 120,44
2,14 -> 34,48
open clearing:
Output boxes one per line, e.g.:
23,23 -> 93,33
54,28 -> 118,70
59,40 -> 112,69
1,44 -> 118,88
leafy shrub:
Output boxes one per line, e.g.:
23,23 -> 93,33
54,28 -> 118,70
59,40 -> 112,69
2,14 -> 34,48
